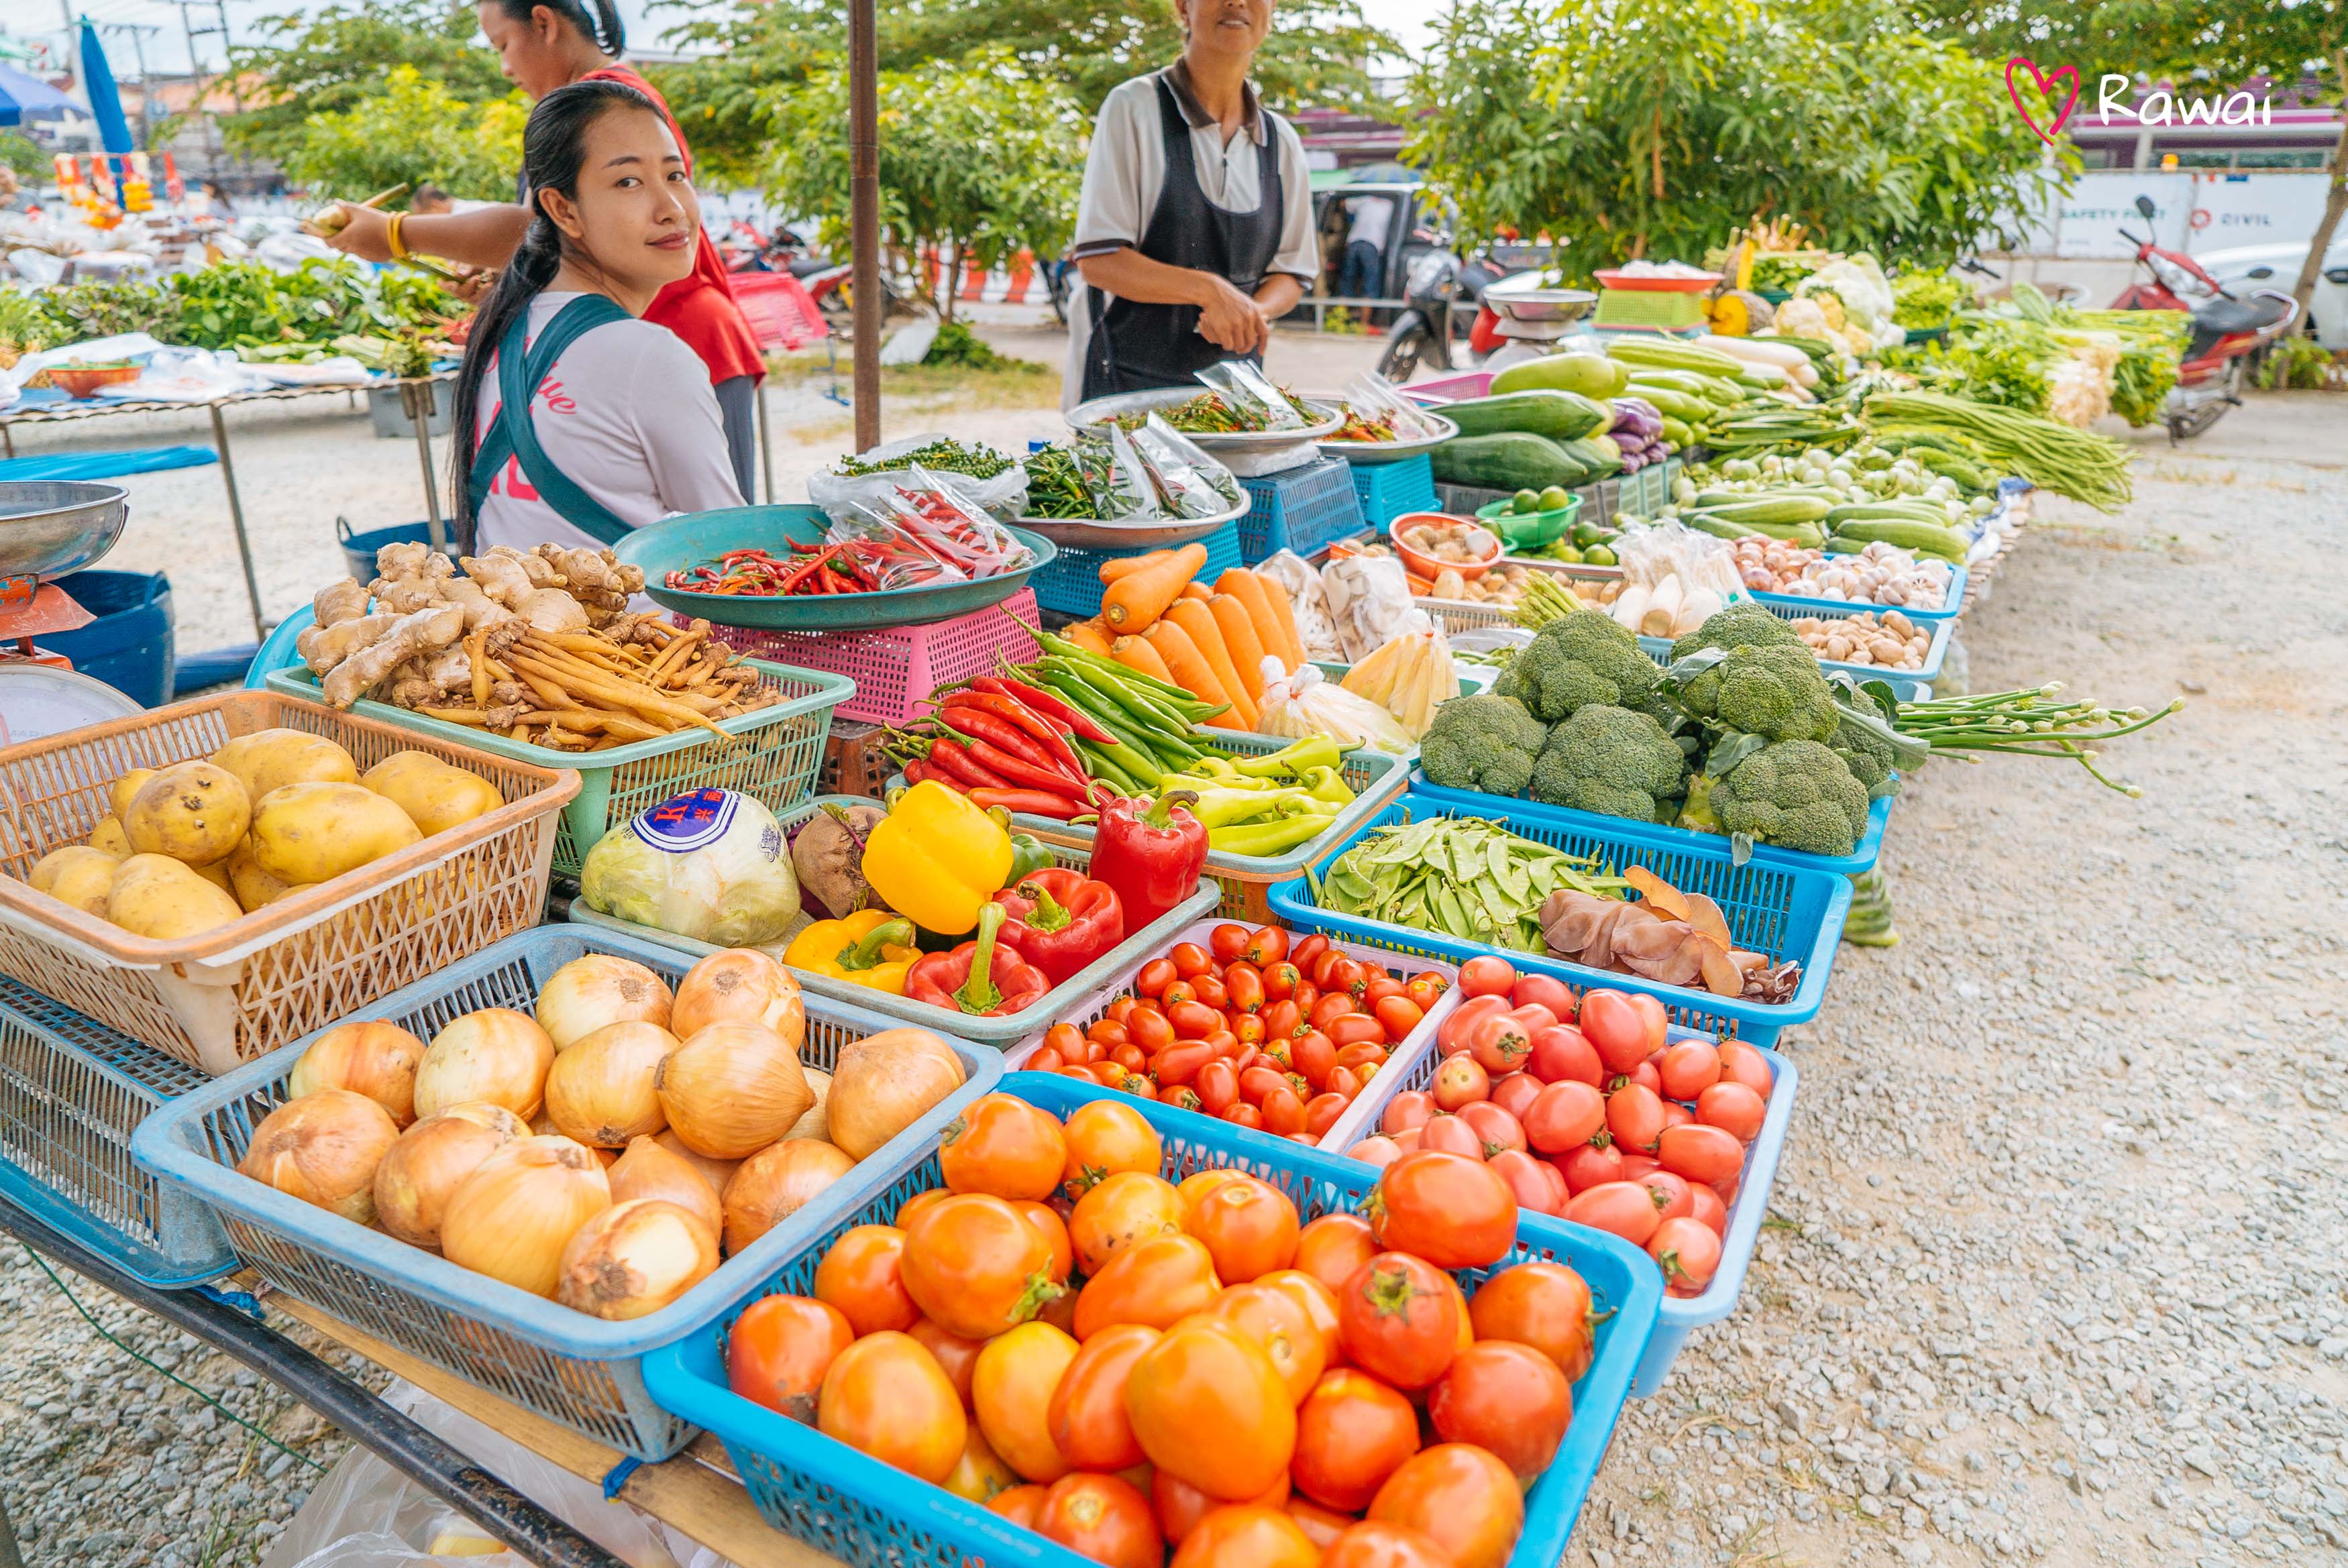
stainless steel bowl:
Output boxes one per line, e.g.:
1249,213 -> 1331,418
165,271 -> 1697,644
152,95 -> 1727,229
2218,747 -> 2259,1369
1016,492 -> 1250,551
0,482 -> 131,581
1067,388 -> 1344,450
1313,408 -> 1458,465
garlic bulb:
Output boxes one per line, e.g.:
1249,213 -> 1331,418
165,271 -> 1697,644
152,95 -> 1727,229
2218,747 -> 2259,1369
441,1135 -> 611,1296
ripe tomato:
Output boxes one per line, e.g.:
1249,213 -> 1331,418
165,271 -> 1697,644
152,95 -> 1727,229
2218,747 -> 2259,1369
1321,1520 -> 1455,1568
1069,1170 -> 1186,1276
1522,1080 -> 1605,1154
1261,1084 -> 1309,1137
1462,1009 -> 1533,1076
1016,1201 -> 1075,1281
1222,1103 -> 1265,1130
1360,975 -> 1404,1008
1225,965 -> 1266,1015
1418,1114 -> 1483,1160
1510,973 -> 1578,1022
1696,1080 -> 1767,1142
1335,1252 -> 1460,1390
1486,1148 -> 1559,1216
1466,1259 -> 1597,1382
906,1316 -> 983,1410
941,1424 -> 1019,1506
1554,1141 -> 1621,1194
1605,1082 -> 1666,1153
1285,1496 -> 1354,1551
1126,1319 -> 1297,1501
1292,1367 -> 1420,1510
1290,932 -> 1328,974
1328,1015 -> 1386,1050
1427,1340 -> 1572,1481
1168,1505 -> 1319,1568
1263,963 -> 1301,1003
1616,1150 -> 1660,1182
1526,1024 -> 1601,1088
1431,1054 -> 1489,1111
972,1321 -> 1078,1483
1365,1150 -> 1517,1270
726,1294 -> 851,1423
1689,1182 -> 1729,1238
989,1483 -> 1049,1528
1196,1059 -> 1240,1115
1137,959 -> 1178,997
896,1187 -> 951,1229
1191,974 -> 1231,1012
1488,1070 -> 1541,1123
1126,1006 -> 1175,1054
1036,1472 -> 1161,1568
1650,1215 -> 1724,1293
818,1330 -> 967,1484
1658,1123 -> 1746,1186
1660,1101 -> 1694,1131
1379,1091 -> 1435,1136
1047,1321 -> 1158,1469
1305,1092 -> 1350,1136
813,1225 -> 919,1337
900,1194 -> 1064,1341
1333,1041 -> 1387,1076
1351,1134 -> 1401,1168
1627,993 -> 1670,1050
1564,1180 -> 1662,1247
1245,926 -> 1290,966
1367,1443 -> 1524,1568
1457,955 -> 1516,998
1373,996 -> 1424,1038
1089,1019 -> 1131,1049
1186,1174 -> 1301,1283
1310,992 -> 1358,1031
1634,1169 -> 1694,1224
1208,922 -> 1253,962
1437,993 -> 1510,1054
1292,1213 -> 1379,1293
1151,1469 -> 1287,1547
941,1093 -> 1069,1202
1456,1101 -> 1527,1159
1075,1231 -> 1222,1337
1656,1038 -> 1722,1101
1577,991 -> 1656,1076
1206,1281 -> 1328,1403
1170,942 -> 1214,978
1405,975 -> 1446,1012
1716,1040 -> 1772,1099
1042,1021 -> 1084,1058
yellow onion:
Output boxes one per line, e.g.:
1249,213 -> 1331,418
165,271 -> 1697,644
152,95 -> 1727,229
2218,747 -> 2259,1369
441,1135 -> 611,1297
414,1009 -> 555,1122
373,1102 -> 527,1248
672,949 -> 805,1053
654,1129 -> 739,1196
287,1021 -> 427,1127
536,955 -> 674,1052
826,1029 -> 965,1160
237,1090 -> 401,1225
655,1023 -> 812,1160
722,1139 -> 853,1255
543,1021 -> 677,1147
556,1199 -> 720,1319
780,1068 -> 832,1143
535,1110 -> 619,1167
608,1135 -> 725,1239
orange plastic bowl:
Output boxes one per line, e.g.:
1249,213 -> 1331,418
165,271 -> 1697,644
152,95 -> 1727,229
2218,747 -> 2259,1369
1390,513 -> 1501,581
48,363 -> 142,399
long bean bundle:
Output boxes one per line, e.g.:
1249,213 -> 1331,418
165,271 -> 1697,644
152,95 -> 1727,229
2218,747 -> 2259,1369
1863,390 -> 2133,510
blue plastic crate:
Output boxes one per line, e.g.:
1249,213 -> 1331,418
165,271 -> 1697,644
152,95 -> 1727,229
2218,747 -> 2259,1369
1236,456 -> 1369,561
0,976 -> 233,1287
1267,792 -> 1852,1044
1027,520 -> 1243,618
1751,558 -> 1969,624
1637,603 -> 1950,698
1407,767 -> 1896,878
642,1070 -> 1662,1568
132,926 -> 1004,1459
1345,451 -> 1438,528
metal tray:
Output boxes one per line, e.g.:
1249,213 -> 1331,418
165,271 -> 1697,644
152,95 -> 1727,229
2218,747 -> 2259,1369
1314,407 -> 1458,464
1013,491 -> 1248,550
1067,388 -> 1344,450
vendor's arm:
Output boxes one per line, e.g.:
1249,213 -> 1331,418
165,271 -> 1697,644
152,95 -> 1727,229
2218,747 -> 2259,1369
1076,248 -> 1269,353
325,203 -> 531,270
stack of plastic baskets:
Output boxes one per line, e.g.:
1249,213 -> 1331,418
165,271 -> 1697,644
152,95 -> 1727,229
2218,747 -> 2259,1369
1028,522 -> 1243,619
698,590 -> 1040,726
1346,451 -> 1439,528
1236,457 -> 1369,561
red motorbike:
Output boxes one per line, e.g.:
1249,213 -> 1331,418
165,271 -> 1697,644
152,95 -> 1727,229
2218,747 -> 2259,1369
2111,195 -> 2299,442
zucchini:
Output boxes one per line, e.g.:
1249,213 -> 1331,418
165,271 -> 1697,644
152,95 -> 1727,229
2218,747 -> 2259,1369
1605,339 -> 1748,378
1658,416 -> 1694,447
1623,384 -> 1713,421
1430,432 -> 1591,492
1441,390 -> 1609,442
1557,437 -> 1621,480
1825,502 -> 1954,526
1487,351 -> 1625,399
1693,490 -> 1837,515
1827,518 -> 1969,560
1697,494 -> 1833,525
1681,512 -> 1826,547
1620,369 -> 1713,398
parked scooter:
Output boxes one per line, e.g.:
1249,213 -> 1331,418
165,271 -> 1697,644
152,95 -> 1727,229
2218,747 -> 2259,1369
1374,231 -> 1528,382
2111,195 -> 2300,442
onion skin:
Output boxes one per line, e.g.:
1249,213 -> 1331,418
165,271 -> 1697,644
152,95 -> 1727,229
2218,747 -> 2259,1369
373,1101 -> 527,1249
656,1023 -> 813,1160
415,1009 -> 556,1122
544,1021 -> 678,1147
827,1029 -> 966,1161
557,1199 -> 720,1320
536,954 -> 674,1052
654,1129 -> 739,1197
780,1068 -> 832,1143
287,1021 -> 427,1127
673,949 -> 806,1052
609,1134 -> 725,1239
441,1135 -> 612,1297
238,1090 -> 401,1225
723,1139 -> 854,1255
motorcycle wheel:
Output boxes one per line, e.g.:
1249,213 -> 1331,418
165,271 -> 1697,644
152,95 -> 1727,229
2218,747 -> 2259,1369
1377,317 -> 1432,382
2169,359 -> 2244,442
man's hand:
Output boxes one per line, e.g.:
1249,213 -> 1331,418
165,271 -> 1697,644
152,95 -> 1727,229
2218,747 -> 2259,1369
321,203 -> 395,264
1193,273 -> 1271,354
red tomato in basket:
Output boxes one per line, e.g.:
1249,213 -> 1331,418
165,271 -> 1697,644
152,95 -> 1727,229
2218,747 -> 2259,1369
1554,1142 -> 1621,1194
1697,1080 -> 1767,1142
1488,1071 -> 1540,1123
1510,973 -> 1577,1023
1456,1101 -> 1526,1160
1208,923 -> 1253,963
1457,955 -> 1516,998
1527,1025 -> 1602,1088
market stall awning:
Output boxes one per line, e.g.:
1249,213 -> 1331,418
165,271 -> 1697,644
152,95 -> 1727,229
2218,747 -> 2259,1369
0,62 -> 82,127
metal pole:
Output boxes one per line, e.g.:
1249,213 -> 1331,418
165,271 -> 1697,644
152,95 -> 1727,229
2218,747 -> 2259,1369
848,0 -> 882,451
405,380 -> 449,553
207,400 -> 270,640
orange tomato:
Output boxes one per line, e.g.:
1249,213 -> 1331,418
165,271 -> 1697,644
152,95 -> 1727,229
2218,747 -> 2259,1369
1169,1505 -> 1320,1568
816,1331 -> 966,1483
941,1093 -> 1069,1202
1334,1253 -> 1461,1391
1073,1233 -> 1222,1338
971,1321 -> 1079,1483
1283,1495 -> 1357,1551
1152,1469 -> 1289,1547
906,1316 -> 983,1410
1427,1339 -> 1574,1481
941,1424 -> 1019,1506
1257,1269 -> 1345,1369
1061,1099 -> 1165,1199
988,1483 -> 1049,1529
725,1294 -> 851,1424
1204,1282 -> 1326,1404
896,1186 -> 951,1229
1177,1168 -> 1243,1220
1366,1445 -> 1524,1568
1047,1321 -> 1160,1470
812,1225 -> 919,1338
1069,1170 -> 1187,1276
1320,1520 -> 1455,1567
1185,1174 -> 1301,1284
901,1194 -> 1065,1341
1365,1151 -> 1517,1270
1124,1319 -> 1297,1501
1035,1472 -> 1161,1568
1016,1200 -> 1075,1281
1464,1260 -> 1596,1382
1290,1367 -> 1421,1511
1441,1272 -> 1475,1357
1292,1213 -> 1379,1294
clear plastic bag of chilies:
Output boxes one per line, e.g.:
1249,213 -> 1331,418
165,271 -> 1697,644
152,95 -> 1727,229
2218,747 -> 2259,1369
1341,370 -> 1444,440
831,464 -> 1034,587
1130,414 -> 1242,518
829,497 -> 971,590
1198,359 -> 1308,430
1077,427 -> 1165,520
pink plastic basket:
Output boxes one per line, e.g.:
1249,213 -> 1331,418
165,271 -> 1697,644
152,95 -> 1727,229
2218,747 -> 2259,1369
680,589 -> 1040,726
729,272 -> 829,352
1405,371 -> 1495,404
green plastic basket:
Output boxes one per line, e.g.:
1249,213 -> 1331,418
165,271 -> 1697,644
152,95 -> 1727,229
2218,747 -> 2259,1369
1476,492 -> 1583,550
266,661 -> 853,879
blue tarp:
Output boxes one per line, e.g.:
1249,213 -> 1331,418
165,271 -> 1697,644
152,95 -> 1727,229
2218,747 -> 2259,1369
78,23 -> 134,156
0,446 -> 218,483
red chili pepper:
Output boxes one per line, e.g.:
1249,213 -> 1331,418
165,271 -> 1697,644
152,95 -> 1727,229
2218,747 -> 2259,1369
902,757 -> 942,788
974,676 -> 1117,745
1088,792 -> 1208,932
963,734 -> 1092,799
935,705 -> 1060,774
946,689 -> 1085,775
968,787 -> 1089,820
925,736 -> 1012,791
990,867 -> 1124,985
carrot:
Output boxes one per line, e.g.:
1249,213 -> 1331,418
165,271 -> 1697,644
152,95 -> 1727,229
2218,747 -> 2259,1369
1216,569 -> 1295,673
1061,618 -> 1116,657
1252,569 -> 1309,673
1144,621 -> 1244,730
1179,581 -> 1213,602
1098,549 -> 1171,585
1102,542 -> 1208,633
1165,598 -> 1259,729
1111,634 -> 1176,685
1206,593 -> 1272,702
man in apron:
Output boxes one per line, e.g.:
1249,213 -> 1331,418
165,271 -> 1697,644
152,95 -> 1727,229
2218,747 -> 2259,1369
1063,0 -> 1320,408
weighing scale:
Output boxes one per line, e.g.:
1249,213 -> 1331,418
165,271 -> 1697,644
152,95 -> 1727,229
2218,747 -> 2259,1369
0,482 -> 144,742
1478,273 -> 1599,374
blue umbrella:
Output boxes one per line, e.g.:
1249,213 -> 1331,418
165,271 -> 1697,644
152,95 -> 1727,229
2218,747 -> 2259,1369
78,20 -> 135,155
0,62 -> 81,127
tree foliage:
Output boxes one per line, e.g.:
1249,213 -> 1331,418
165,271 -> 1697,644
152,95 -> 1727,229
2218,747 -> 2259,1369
1909,1 -> 2343,89
1406,0 -> 2070,276
276,66 -> 527,203
225,0 -> 511,166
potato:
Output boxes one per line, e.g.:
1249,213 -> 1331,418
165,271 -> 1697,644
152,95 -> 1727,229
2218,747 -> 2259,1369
88,815 -> 134,858
226,838 -> 303,912
28,846 -> 119,917
361,751 -> 504,838
192,858 -> 237,897
123,762 -> 251,867
107,854 -> 246,941
249,781 -> 422,885
109,768 -> 156,822
209,728 -> 359,801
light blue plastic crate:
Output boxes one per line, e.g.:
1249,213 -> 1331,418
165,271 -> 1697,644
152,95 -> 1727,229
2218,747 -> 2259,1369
1407,766 -> 1896,878
1026,520 -> 1243,618
1338,1021 -> 1799,1397
641,1070 -> 1662,1568
1639,602 -> 1950,697
1751,558 -> 1968,624
1236,456 -> 1369,561
1346,450 -> 1439,528
131,926 -> 1004,1460
0,976 -> 234,1288
1267,792 -> 1852,1045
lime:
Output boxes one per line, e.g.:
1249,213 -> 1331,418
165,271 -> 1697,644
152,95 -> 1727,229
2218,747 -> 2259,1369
1511,488 -> 1541,514
1581,543 -> 1617,567
1551,543 -> 1584,563
1536,486 -> 1572,512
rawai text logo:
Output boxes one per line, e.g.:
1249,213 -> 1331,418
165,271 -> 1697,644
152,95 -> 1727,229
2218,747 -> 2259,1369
2005,56 -> 2275,144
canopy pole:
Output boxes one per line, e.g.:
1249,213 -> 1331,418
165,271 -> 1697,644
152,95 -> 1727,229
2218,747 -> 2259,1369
849,0 -> 882,451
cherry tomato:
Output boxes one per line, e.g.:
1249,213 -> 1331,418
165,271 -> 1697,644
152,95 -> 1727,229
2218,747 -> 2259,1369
1230,1044 -> 1261,1078
1169,942 -> 1214,979
1262,998 -> 1302,1043
1208,922 -> 1253,963
1456,1101 -> 1527,1159
1373,995 -> 1426,1040
1239,1064 -> 1289,1104
1510,972 -> 1577,1022
1290,1029 -> 1336,1090
1405,975 -> 1446,1012
1381,1090 -> 1435,1135
1078,1038 -> 1108,1064
1697,1080 -> 1767,1141
1485,1148 -> 1558,1216
1310,949 -> 1352,989
1649,1215 -> 1723,1293
1091,1062 -> 1130,1088
1224,964 -> 1265,1015
1190,974 -> 1230,1012
1578,991 -> 1654,1075
1028,1046 -> 1065,1072
1657,1038 -> 1723,1101
1717,1040 -> 1774,1099
1328,1015 -> 1386,1050
1111,1042 -> 1148,1074
1658,1123 -> 1746,1186
1565,1180 -> 1662,1247
1305,1091 -> 1349,1135
1333,1041 -> 1386,1075
1119,1073 -> 1159,1100
1042,1021 -> 1083,1058
1262,962 -> 1301,1002
1290,934 -> 1328,976
1126,1007 -> 1175,1054
1428,1340 -> 1572,1482
1261,1084 -> 1308,1137
1432,1054 -> 1489,1111
1336,1251 -> 1460,1389
1456,955 -> 1516,998
1169,1001 -> 1224,1040
1324,1064 -> 1363,1101
1419,1115 -> 1484,1160
1088,1018 -> 1131,1048
1488,1070 -> 1540,1123
1360,975 -> 1405,1009
1244,926 -> 1290,966
1059,1064 -> 1099,1083
1554,1141 -> 1622,1194
1165,1086 -> 1204,1112
1291,980 -> 1320,1015
1161,979 -> 1197,1009
1222,1102 -> 1264,1129
1257,1035 -> 1293,1072
1523,1080 -> 1605,1154
1137,959 -> 1178,998
1527,1024 -> 1603,1088
1195,1059 -> 1240,1115
1367,1151 -> 1517,1270
1605,1082 -> 1666,1153
1310,992 -> 1358,1031
1154,1041 -> 1216,1088
1231,1014 -> 1266,1048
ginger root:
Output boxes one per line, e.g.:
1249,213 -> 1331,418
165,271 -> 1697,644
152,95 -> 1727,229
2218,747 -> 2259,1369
321,604 -> 465,708
298,611 -> 402,675
313,578 -> 369,629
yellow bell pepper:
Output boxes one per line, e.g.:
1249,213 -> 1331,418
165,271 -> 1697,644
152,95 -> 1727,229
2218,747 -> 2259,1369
861,779 -> 1014,936
782,909 -> 920,993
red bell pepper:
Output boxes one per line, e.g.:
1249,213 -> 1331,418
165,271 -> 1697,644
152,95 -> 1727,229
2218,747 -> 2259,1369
1088,791 -> 1208,934
992,866 -> 1124,985
905,903 -> 1051,1017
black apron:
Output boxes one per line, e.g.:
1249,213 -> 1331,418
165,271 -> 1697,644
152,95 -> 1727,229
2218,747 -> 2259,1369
1081,76 -> 1286,401
466,294 -> 636,550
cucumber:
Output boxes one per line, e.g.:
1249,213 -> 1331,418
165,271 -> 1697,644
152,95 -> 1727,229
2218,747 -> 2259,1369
1693,490 -> 1837,516
1658,416 -> 1694,447
1620,369 -> 1714,398
1681,512 -> 1827,547
1828,518 -> 1969,560
1605,339 -> 1749,378
1557,437 -> 1621,480
1487,351 -> 1623,399
1430,432 -> 1591,492
1440,390 -> 1609,441
1825,502 -> 1954,527
1623,384 -> 1713,421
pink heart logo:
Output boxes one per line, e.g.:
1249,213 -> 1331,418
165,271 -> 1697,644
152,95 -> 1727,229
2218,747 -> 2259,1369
2005,56 -> 2080,145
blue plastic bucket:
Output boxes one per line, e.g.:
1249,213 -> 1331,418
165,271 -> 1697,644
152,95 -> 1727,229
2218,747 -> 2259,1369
44,571 -> 174,708
336,516 -> 447,582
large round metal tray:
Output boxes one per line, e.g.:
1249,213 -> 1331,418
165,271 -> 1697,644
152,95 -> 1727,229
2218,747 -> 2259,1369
1067,388 -> 1343,450
1014,492 -> 1249,551
1313,408 -> 1458,465
0,482 -> 129,581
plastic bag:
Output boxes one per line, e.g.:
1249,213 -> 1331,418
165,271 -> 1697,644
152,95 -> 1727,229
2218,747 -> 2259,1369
831,465 -> 1034,584
809,432 -> 1029,524
1128,414 -> 1240,518
1251,661 -> 1416,752
1340,371 -> 1444,441
1071,427 -> 1164,520
1198,359 -> 1307,430
1603,522 -> 1750,640
578,787 -> 804,947
1318,552 -> 1420,662
1255,549 -> 1344,662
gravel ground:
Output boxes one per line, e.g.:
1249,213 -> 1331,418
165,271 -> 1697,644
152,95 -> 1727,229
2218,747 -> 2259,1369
2,378 -> 2341,1567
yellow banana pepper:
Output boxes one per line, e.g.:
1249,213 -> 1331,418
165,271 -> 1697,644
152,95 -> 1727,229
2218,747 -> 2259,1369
861,780 -> 1014,936
782,909 -> 920,993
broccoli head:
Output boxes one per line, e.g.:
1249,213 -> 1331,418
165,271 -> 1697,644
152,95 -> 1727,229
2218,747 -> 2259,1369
1529,704 -> 1689,823
1676,641 -> 1839,743
1507,612 -> 1658,722
1668,602 -> 1803,662
1419,693 -> 1548,797
1711,739 -> 1870,856
1829,708 -> 1898,796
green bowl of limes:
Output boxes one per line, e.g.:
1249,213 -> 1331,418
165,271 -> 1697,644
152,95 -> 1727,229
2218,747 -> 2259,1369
1477,487 -> 1583,551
